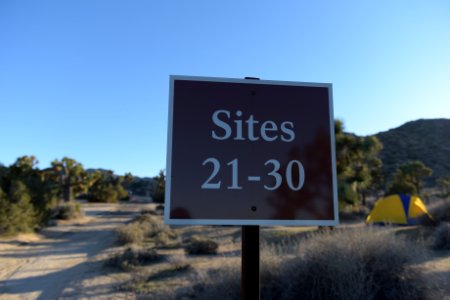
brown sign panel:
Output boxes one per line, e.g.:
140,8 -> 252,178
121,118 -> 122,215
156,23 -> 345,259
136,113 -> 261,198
165,76 -> 338,226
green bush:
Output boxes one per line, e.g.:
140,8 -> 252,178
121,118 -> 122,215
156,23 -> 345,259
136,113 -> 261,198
52,201 -> 84,220
89,171 -> 130,203
184,235 -> 218,255
0,183 -> 37,236
90,185 -> 119,203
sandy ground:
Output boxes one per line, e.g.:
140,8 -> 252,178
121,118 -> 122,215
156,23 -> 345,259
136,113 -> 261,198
421,251 -> 450,299
0,201 -> 151,300
0,206 -> 448,299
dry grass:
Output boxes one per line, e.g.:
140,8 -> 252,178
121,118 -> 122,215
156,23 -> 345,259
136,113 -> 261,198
106,245 -> 164,271
119,255 -> 192,297
428,198 -> 450,223
431,222 -> 450,250
116,222 -> 146,245
184,235 -> 218,255
109,214 -> 448,300
116,213 -> 178,246
339,205 -> 371,222
171,227 -> 441,300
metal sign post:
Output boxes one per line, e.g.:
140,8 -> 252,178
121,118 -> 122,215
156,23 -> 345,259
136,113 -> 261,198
241,225 -> 260,300
241,77 -> 260,300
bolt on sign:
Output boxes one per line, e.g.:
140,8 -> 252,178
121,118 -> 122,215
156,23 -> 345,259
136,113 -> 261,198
165,76 -> 338,226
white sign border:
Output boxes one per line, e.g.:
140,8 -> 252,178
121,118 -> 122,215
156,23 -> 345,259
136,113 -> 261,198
165,75 -> 339,226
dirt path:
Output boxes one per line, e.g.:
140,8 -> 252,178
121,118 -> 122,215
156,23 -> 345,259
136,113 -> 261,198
0,201 -> 151,300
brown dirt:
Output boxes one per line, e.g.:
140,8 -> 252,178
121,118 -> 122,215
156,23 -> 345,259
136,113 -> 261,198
0,201 -> 152,300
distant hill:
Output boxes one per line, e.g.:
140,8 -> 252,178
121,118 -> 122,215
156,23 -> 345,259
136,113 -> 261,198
85,168 -> 114,174
375,118 -> 450,185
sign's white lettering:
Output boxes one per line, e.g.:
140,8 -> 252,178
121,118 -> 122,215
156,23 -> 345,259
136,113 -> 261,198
208,109 -> 302,191
211,109 -> 295,142
201,157 -> 305,191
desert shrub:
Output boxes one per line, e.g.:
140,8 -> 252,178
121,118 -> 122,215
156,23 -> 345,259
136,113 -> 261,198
184,235 -> 218,255
116,214 -> 177,246
175,228 -> 439,300
0,183 -> 37,236
277,228 -> 433,300
88,170 -> 131,203
428,198 -> 450,223
0,156 -> 75,235
116,222 -> 146,245
52,201 -> 84,220
136,214 -> 177,240
431,222 -> 450,250
90,186 -> 119,203
107,246 -> 163,270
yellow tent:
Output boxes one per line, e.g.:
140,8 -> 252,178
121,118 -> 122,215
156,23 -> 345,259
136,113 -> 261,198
366,195 -> 433,225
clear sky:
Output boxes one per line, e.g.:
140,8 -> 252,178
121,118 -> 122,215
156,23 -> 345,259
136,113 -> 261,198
1,1 -> 449,177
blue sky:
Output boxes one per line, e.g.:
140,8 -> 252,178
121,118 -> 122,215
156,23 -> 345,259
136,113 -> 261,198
1,1 -> 449,177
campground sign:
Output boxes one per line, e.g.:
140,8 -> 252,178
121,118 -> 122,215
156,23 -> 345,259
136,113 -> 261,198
165,76 -> 338,226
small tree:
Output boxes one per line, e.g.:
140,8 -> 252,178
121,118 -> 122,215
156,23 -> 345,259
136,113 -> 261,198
9,156 -> 38,174
50,157 -> 86,202
89,170 -> 129,203
387,161 -> 432,196
151,170 -> 165,203
0,181 -> 37,235
334,120 -> 383,205
122,172 -> 134,189
6,156 -> 55,222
